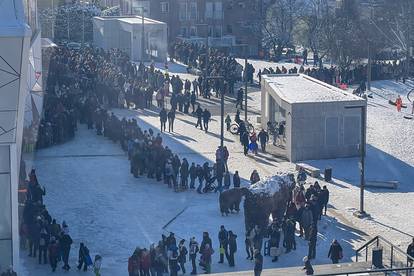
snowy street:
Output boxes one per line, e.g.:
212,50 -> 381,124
20,59 -> 414,275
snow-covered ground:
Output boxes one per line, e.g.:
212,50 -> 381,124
20,58 -> 414,275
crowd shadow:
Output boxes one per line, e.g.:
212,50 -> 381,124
305,144 -> 414,193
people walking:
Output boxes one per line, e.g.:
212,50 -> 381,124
159,108 -> 167,132
202,108 -> 211,132
189,237 -> 199,275
254,249 -> 263,276
258,129 -> 269,152
178,239 -> 188,274
228,231 -> 237,267
77,242 -> 91,271
218,225 -> 229,264
167,109 -> 175,132
328,239 -> 343,264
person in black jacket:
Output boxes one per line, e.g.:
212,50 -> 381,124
60,232 -> 73,271
233,171 -> 240,188
195,105 -> 203,130
200,232 -> 212,253
268,221 -> 281,262
319,186 -> 330,216
257,129 -> 269,152
218,225 -> 229,264
328,239 -> 343,264
308,224 -> 317,260
407,238 -> 414,266
254,249 -> 263,276
189,162 -> 197,189
241,132 -> 249,156
77,242 -> 90,271
167,109 -> 175,132
178,239 -> 188,274
202,109 -> 211,132
159,108 -> 167,132
303,256 -> 314,275
228,231 -> 237,267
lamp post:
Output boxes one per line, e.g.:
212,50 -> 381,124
345,104 -> 368,218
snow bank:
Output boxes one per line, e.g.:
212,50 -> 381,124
249,173 -> 294,196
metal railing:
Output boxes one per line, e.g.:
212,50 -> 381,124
315,266 -> 414,276
356,236 -> 414,268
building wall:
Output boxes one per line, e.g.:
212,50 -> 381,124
120,0 -> 263,56
290,101 -> 365,162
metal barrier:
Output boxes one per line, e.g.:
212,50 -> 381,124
315,266 -> 414,276
356,236 -> 414,268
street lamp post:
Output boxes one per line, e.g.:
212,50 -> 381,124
345,104 -> 368,218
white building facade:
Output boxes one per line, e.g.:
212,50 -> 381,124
0,0 -> 42,273
261,74 -> 366,162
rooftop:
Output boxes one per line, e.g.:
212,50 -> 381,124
94,16 -> 166,25
262,74 -> 363,103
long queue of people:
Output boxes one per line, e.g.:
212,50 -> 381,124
20,169 -> 102,275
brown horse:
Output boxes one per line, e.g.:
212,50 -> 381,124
219,187 -> 250,216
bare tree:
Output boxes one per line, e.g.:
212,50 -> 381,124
262,0 -> 303,61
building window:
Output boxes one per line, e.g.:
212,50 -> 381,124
190,26 -> 196,36
206,1 -> 222,19
214,2 -> 223,19
179,2 -> 187,21
180,27 -> 188,37
132,0 -> 150,16
161,2 -> 169,13
189,2 -> 197,20
226,24 -> 232,34
214,25 -> 222,37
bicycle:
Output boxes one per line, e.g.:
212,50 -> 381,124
229,121 -> 255,135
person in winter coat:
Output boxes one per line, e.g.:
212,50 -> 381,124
225,115 -> 232,131
196,164 -> 204,193
303,256 -> 314,275
202,108 -> 211,132
48,236 -> 60,272
178,239 -> 188,274
254,249 -> 263,276
200,243 -> 214,274
218,225 -> 229,264
169,250 -> 179,276
308,224 -> 318,260
159,108 -> 167,132
195,105 -> 203,130
328,239 -> 343,264
297,168 -> 307,185
164,160 -> 174,188
60,232 -> 73,271
241,131 -> 249,155
128,251 -> 141,276
93,255 -> 102,276
406,238 -> 414,266
141,248 -> 151,276
189,237 -> 199,275
284,218 -> 296,253
228,231 -> 237,267
167,109 -> 175,132
77,242 -> 90,271
319,186 -> 330,215
300,205 -> 314,240
180,158 -> 189,190
233,171 -> 241,188
257,129 -> 269,152
250,170 -> 260,185
200,232 -> 212,254
189,162 -> 197,189
249,132 -> 258,154
268,221 -> 281,262
38,227 -> 49,264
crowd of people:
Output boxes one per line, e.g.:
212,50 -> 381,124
20,169 -> 102,275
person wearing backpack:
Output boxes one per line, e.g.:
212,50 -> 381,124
77,243 -> 91,271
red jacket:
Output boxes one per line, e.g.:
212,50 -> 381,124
141,252 -> 151,269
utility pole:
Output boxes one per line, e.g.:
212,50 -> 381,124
244,46 -> 248,122
140,7 -> 146,62
346,105 -> 368,218
367,42 -> 371,91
